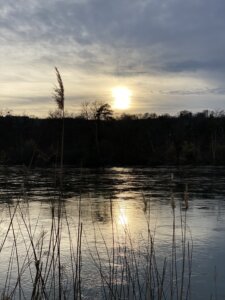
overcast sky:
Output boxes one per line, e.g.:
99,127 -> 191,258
1,0 -> 225,116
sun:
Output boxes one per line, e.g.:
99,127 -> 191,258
112,87 -> 132,110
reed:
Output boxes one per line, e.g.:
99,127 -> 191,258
84,194 -> 193,300
0,185 -> 195,300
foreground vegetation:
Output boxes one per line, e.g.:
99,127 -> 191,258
0,191 -> 193,300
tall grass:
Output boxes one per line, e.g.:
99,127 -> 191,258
0,184 -> 193,300
84,192 -> 193,300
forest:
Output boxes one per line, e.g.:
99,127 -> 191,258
0,108 -> 225,167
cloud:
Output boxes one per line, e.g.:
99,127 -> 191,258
0,0 -> 225,115
1,0 -> 225,73
163,60 -> 225,74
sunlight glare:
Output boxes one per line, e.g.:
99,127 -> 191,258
112,87 -> 132,110
118,208 -> 128,226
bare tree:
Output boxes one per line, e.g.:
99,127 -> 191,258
95,103 -> 113,121
80,101 -> 113,120
80,101 -> 91,120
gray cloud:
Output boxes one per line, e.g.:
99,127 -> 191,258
0,0 -> 225,115
160,87 -> 225,96
163,60 -> 225,73
1,0 -> 225,72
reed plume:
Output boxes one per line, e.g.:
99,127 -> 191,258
53,67 -> 64,112
53,67 -> 65,177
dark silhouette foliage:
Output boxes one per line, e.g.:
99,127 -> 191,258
80,101 -> 113,121
1,111 -> 225,167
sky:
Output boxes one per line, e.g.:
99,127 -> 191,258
1,0 -> 225,117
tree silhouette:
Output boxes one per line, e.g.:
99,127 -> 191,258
80,101 -> 113,120
95,103 -> 113,121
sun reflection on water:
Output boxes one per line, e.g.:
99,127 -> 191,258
118,207 -> 128,226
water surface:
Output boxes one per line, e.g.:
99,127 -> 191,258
0,166 -> 224,299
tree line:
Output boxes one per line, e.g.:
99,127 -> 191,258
0,108 -> 225,167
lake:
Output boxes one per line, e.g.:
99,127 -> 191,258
0,166 -> 224,299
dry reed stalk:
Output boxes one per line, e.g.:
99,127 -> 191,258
184,184 -> 189,210
53,67 -> 65,188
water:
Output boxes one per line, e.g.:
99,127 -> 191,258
0,166 -> 224,299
